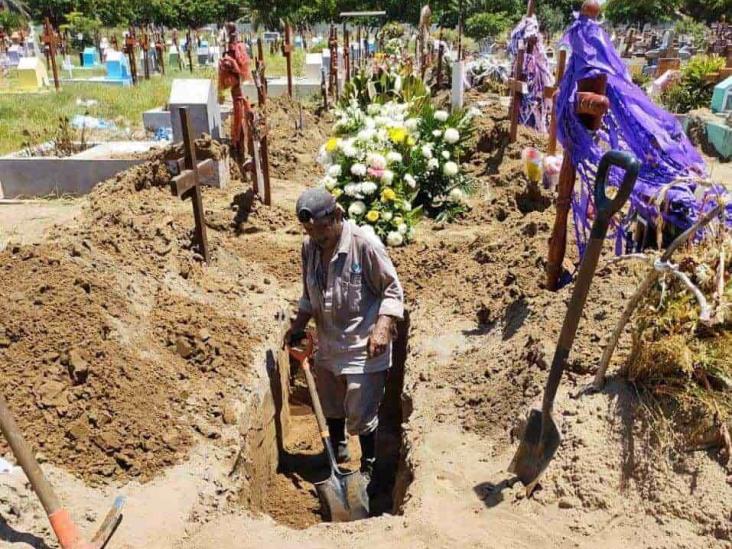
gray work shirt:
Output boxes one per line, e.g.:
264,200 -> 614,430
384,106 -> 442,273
299,221 -> 404,375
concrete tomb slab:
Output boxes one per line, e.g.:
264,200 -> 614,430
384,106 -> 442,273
169,79 -> 222,142
17,57 -> 49,91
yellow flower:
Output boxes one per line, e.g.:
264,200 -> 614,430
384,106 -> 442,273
381,188 -> 397,202
406,136 -> 416,146
388,127 -> 407,144
325,138 -> 338,153
331,188 -> 343,198
366,210 -> 380,223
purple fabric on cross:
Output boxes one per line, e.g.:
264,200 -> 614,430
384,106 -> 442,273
557,15 -> 731,256
509,16 -> 555,133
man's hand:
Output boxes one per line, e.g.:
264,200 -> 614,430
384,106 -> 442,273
368,316 -> 394,359
284,311 -> 311,349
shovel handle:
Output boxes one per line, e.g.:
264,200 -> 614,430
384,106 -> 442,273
542,151 -> 639,419
300,357 -> 341,470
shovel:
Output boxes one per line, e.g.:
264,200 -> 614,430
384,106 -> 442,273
288,333 -> 369,522
508,150 -> 640,495
0,394 -> 125,549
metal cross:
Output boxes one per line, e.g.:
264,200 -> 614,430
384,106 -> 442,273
170,108 -> 213,264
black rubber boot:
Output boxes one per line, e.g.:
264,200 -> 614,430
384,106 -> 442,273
359,431 -> 377,490
326,418 -> 350,463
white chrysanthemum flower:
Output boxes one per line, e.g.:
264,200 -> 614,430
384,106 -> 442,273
449,188 -> 464,202
360,181 -> 378,195
402,202 -> 412,212
404,174 -> 417,189
351,163 -> 367,177
432,130 -> 443,138
386,151 -> 403,164
405,118 -> 420,131
317,146 -> 331,167
427,158 -> 439,170
422,145 -> 433,159
443,161 -> 459,176
398,223 -> 408,235
382,211 -> 393,222
367,153 -> 387,170
340,139 -> 358,158
344,183 -> 359,197
444,128 -> 460,144
386,231 -> 404,247
348,201 -> 367,217
434,110 -> 449,122
442,151 -> 450,160
358,128 -> 376,142
364,117 -> 376,129
327,164 -> 342,178
382,170 -> 394,185
374,116 -> 391,127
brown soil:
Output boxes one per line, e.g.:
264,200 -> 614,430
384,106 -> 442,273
1,90 -> 730,549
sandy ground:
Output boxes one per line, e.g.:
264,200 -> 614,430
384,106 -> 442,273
0,201 -> 81,251
0,96 -> 730,549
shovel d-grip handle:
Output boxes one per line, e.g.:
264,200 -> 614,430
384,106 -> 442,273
591,150 -> 641,238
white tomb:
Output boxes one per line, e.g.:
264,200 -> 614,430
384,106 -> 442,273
168,79 -> 222,143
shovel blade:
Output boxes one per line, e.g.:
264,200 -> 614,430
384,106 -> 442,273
316,471 -> 369,522
508,409 -> 561,493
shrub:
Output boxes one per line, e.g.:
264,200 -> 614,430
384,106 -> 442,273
660,54 -> 726,113
465,12 -> 513,40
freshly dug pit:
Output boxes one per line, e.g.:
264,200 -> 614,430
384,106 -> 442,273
252,316 -> 412,529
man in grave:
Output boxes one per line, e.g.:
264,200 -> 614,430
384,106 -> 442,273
285,188 -> 404,488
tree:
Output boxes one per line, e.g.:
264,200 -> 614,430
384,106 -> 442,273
1,0 -> 30,16
605,0 -> 681,25
59,10 -> 99,48
465,12 -> 513,39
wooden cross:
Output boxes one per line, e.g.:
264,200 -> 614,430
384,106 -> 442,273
545,49 -> 568,155
356,26 -> 362,69
246,109 -> 272,206
172,30 -> 183,71
546,74 -> 610,291
125,28 -> 138,85
186,29 -> 194,73
171,108 -> 212,264
508,46 -> 527,144
111,34 -> 118,51
343,28 -> 351,84
282,23 -> 294,98
622,28 -> 635,58
141,30 -> 151,80
155,31 -> 165,75
436,27 -> 444,89
256,37 -> 268,97
42,18 -> 60,91
328,26 -> 339,99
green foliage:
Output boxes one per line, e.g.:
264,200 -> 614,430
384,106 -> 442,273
605,0 -> 680,25
465,12 -> 512,40
660,54 -> 726,113
378,21 -> 405,41
0,9 -> 26,30
60,11 -> 100,48
674,19 -> 709,50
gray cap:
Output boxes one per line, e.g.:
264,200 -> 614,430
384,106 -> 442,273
296,188 -> 337,222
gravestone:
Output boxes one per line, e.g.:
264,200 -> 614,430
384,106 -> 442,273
197,40 -> 210,65
105,50 -> 131,83
711,75 -> 732,113
82,46 -> 98,67
169,79 -> 222,143
17,57 -> 49,91
168,45 -> 179,67
304,53 -> 322,80
7,45 -> 21,66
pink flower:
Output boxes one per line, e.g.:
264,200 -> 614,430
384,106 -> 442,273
367,167 -> 385,178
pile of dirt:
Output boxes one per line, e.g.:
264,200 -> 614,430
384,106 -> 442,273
0,152 -> 280,484
264,96 -> 333,182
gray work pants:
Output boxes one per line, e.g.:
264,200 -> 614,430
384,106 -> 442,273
313,366 -> 387,436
